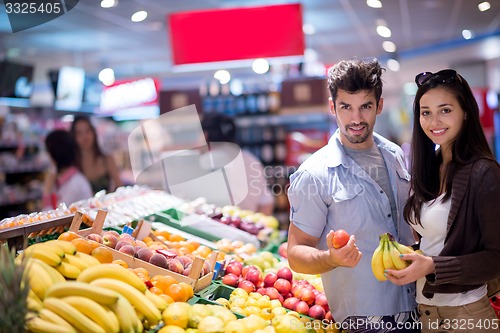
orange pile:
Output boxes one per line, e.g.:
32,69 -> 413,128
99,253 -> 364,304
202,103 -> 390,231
130,269 -> 194,303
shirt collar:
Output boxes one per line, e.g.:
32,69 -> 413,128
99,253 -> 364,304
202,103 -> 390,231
325,129 -> 396,168
56,166 -> 79,187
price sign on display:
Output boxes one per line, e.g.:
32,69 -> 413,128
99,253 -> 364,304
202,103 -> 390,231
4,0 -> 79,32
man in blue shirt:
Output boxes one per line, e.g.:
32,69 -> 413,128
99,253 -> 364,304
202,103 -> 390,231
287,59 -> 420,333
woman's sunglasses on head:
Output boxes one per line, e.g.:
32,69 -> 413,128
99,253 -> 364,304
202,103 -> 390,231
415,69 -> 461,87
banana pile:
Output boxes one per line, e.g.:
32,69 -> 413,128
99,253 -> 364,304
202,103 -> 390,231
25,263 -> 168,333
371,233 -> 417,282
17,240 -> 101,281
18,240 -> 102,302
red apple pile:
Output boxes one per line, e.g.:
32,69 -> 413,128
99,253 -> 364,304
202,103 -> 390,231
90,230 -> 211,277
221,261 -> 331,320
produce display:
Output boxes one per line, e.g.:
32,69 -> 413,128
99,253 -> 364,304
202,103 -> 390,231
179,199 -> 280,242
17,239 -> 196,332
0,187 -> 342,333
221,260 -> 329,321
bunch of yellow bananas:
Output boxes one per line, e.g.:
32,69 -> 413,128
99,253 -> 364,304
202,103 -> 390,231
26,263 -> 168,333
18,240 -> 101,282
371,233 -> 417,281
20,243 -> 101,302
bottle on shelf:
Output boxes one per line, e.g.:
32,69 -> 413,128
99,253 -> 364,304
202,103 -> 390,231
267,83 -> 281,114
230,79 -> 246,116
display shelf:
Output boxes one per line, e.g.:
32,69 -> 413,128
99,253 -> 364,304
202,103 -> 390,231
0,191 -> 42,207
191,282 -> 245,319
0,213 -> 74,250
195,280 -> 235,300
234,111 -> 331,128
150,221 -> 218,249
149,209 -> 260,248
0,143 -> 40,151
0,167 -> 48,175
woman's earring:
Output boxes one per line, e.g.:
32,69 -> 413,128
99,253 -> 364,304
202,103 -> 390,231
464,113 -> 467,120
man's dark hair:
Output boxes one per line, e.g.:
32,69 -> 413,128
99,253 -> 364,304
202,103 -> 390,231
327,58 -> 384,106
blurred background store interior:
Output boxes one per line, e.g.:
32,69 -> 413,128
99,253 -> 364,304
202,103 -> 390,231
0,0 -> 499,220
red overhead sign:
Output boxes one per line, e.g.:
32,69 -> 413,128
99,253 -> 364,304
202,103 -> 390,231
168,3 -> 305,65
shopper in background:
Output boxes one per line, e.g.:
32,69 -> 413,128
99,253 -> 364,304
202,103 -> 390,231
42,130 -> 93,210
385,69 -> 500,332
70,116 -> 122,194
200,113 -> 275,215
287,58 -> 420,332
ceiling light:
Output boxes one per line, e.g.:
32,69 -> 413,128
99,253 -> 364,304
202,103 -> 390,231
382,41 -> 396,52
252,58 -> 270,74
98,68 -> 115,86
366,0 -> 382,8
387,59 -> 400,71
303,23 -> 316,35
214,70 -> 231,84
462,29 -> 474,40
131,10 -> 147,22
101,0 -> 117,8
376,26 -> 391,38
478,2 -> 491,11
229,79 -> 243,96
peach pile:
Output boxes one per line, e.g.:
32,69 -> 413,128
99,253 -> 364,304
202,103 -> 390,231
58,229 -> 215,278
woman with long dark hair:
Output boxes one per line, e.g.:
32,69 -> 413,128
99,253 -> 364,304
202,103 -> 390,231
386,69 -> 500,332
70,116 -> 123,194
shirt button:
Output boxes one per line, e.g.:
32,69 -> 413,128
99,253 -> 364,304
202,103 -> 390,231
380,190 -> 384,194
387,214 -> 391,218
425,310 -> 431,316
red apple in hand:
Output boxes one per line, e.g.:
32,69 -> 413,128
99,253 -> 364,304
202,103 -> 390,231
332,229 -> 350,249
278,242 -> 288,258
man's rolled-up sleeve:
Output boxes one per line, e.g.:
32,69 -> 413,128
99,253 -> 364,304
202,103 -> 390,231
287,170 -> 329,238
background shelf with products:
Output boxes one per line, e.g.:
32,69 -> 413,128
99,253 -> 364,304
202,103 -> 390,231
0,114 -> 51,219
160,75 -> 335,228
0,143 -> 48,219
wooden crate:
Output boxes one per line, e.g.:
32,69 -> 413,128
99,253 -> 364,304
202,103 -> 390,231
70,210 -> 217,292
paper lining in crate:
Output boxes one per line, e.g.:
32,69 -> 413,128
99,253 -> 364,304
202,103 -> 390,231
69,210 -> 218,292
